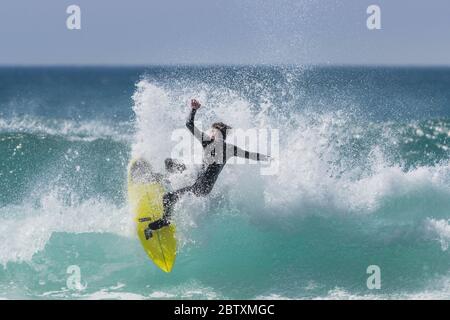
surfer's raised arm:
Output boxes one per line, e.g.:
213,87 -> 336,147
186,99 -> 209,147
231,145 -> 270,162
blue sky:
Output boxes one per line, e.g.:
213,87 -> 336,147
0,0 -> 449,65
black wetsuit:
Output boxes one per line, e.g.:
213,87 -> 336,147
148,108 -> 268,230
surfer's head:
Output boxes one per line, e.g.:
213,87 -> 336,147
130,158 -> 156,183
210,122 -> 232,141
165,158 -> 187,174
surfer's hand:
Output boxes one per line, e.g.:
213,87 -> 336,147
191,99 -> 201,110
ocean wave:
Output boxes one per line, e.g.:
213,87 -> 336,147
0,116 -> 132,142
256,275 -> 450,300
0,192 -> 133,265
1,80 -> 448,268
37,281 -> 221,300
131,81 -> 450,221
313,281 -> 450,300
426,218 -> 450,251
1,71 -> 449,299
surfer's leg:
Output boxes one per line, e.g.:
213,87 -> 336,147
147,186 -> 192,231
162,186 -> 193,220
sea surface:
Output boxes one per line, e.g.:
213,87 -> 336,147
0,66 -> 449,299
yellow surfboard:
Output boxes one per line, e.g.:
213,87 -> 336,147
127,159 -> 177,272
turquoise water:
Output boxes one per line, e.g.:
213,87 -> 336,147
0,66 -> 449,299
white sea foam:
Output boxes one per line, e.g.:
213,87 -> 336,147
38,281 -> 221,300
131,80 -> 450,224
257,275 -> 450,300
0,192 -> 134,265
426,218 -> 450,251
0,116 -> 131,142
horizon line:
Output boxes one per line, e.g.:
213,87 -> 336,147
0,63 -> 450,69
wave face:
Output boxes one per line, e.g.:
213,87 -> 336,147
0,66 -> 449,299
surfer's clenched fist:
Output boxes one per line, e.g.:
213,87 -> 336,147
191,99 -> 201,110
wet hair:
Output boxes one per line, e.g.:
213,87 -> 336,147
165,158 -> 186,173
211,122 -> 232,139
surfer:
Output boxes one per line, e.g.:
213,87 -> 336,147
144,99 -> 270,239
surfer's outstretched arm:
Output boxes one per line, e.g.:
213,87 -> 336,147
186,99 -> 210,147
232,145 -> 270,161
